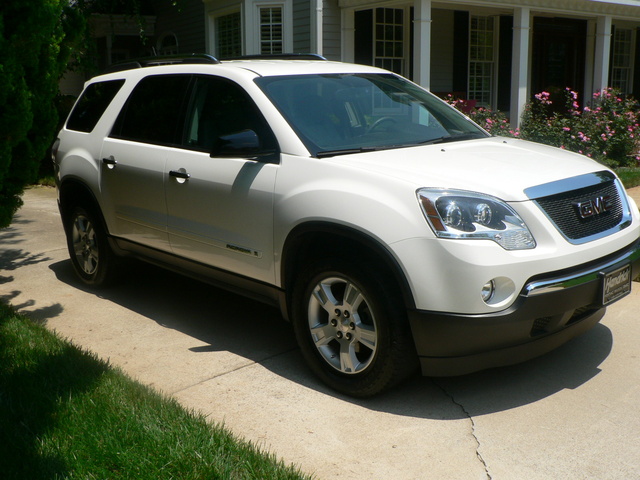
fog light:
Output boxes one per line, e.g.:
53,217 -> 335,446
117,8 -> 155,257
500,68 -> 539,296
481,280 -> 495,303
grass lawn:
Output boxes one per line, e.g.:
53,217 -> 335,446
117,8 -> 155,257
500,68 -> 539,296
616,166 -> 640,189
0,303 -> 312,480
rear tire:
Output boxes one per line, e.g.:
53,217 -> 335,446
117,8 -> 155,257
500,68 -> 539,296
65,205 -> 119,287
292,258 -> 417,397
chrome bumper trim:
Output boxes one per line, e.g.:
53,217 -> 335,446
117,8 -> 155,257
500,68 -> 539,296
524,242 -> 640,297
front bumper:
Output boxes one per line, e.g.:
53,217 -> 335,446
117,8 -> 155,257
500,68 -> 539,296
409,238 -> 640,376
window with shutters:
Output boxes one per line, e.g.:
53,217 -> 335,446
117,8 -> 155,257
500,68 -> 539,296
374,8 -> 405,75
468,15 -> 496,107
611,27 -> 634,95
259,6 -> 284,54
216,11 -> 242,59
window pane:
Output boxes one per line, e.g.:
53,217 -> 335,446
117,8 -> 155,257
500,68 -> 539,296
184,76 -> 277,153
468,15 -> 495,107
260,6 -> 284,55
111,75 -> 191,145
216,12 -> 242,58
611,28 -> 633,94
374,8 -> 404,75
67,80 -> 125,133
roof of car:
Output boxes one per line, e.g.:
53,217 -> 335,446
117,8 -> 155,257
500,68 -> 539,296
101,53 -> 388,78
222,59 -> 386,77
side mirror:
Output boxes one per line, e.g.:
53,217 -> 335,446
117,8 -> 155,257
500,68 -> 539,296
210,129 -> 279,163
211,129 -> 260,156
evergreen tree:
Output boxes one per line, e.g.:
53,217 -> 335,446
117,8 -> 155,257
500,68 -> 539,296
0,0 -> 85,227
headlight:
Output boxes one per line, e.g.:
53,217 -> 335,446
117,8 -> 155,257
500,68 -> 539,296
417,188 -> 536,250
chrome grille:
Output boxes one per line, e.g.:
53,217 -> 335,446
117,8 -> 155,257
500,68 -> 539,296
525,171 -> 632,244
534,181 -> 624,240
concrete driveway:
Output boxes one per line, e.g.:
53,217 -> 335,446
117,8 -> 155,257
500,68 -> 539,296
2,186 -> 640,480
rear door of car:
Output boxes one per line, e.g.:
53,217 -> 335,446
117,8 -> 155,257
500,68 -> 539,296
100,74 -> 192,252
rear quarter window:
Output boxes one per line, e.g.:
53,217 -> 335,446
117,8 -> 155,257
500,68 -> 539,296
66,79 -> 125,133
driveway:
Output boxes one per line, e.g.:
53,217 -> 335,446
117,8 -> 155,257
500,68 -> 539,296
2,185 -> 640,479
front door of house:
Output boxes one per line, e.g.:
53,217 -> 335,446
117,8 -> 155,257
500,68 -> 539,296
531,17 -> 587,107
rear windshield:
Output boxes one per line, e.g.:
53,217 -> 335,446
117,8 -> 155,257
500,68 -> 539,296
255,73 -> 488,157
66,79 -> 125,133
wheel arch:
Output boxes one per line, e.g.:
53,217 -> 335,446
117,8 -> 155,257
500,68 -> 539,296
280,222 -> 416,318
58,178 -> 107,235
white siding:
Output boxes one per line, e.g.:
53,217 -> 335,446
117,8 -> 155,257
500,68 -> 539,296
322,0 -> 341,60
293,0 -> 311,52
154,0 -> 206,54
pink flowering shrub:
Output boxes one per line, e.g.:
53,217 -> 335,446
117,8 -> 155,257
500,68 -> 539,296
444,95 -> 512,136
519,87 -> 640,167
445,88 -> 640,168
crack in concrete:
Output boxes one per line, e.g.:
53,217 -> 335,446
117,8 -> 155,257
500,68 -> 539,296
434,380 -> 492,480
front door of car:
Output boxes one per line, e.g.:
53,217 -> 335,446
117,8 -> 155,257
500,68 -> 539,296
165,75 -> 280,284
100,74 -> 192,252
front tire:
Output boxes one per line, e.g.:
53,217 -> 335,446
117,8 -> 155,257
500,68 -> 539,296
65,205 -> 119,287
292,259 -> 417,397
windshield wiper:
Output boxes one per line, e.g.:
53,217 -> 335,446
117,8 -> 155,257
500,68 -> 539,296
316,145 -> 404,158
420,132 -> 486,145
316,133 -> 486,157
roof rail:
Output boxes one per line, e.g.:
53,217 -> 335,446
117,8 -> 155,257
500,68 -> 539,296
103,54 -> 220,74
224,53 -> 327,61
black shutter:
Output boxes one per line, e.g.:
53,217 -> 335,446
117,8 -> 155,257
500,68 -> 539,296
355,10 -> 374,66
497,15 -> 513,112
634,28 -> 640,97
453,11 -> 469,95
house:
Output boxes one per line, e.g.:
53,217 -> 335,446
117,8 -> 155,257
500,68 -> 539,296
63,0 -> 640,127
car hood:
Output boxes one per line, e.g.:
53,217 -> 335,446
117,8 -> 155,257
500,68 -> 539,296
334,137 -> 609,202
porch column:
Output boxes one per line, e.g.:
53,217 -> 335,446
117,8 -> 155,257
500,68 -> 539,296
311,0 -> 323,55
413,0 -> 431,89
593,15 -> 612,95
342,9 -> 355,62
510,7 -> 530,129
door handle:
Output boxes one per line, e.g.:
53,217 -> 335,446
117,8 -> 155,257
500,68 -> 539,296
169,170 -> 191,179
102,156 -> 117,169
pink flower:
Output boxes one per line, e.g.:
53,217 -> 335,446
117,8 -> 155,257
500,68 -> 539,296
534,91 -> 552,105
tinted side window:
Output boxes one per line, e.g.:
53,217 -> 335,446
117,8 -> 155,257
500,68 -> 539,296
111,75 -> 191,145
66,80 -> 125,133
184,76 -> 278,155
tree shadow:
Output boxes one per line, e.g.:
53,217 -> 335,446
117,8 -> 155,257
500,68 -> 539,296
48,258 -> 613,419
49,258 -> 298,368
0,248 -> 51,272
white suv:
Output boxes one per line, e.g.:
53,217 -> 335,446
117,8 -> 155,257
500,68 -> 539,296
53,54 -> 640,397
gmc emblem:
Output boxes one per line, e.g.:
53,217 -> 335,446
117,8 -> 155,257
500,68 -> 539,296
573,195 -> 612,219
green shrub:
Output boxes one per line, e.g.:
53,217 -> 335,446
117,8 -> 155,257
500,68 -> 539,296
445,88 -> 640,168
0,1 -> 86,228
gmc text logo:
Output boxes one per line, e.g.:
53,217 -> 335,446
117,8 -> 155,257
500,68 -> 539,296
573,195 -> 612,219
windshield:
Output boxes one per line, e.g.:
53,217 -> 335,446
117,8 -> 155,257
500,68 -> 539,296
255,73 -> 488,157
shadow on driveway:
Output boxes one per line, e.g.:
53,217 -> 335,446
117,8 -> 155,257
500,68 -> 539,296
48,257 -> 612,420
